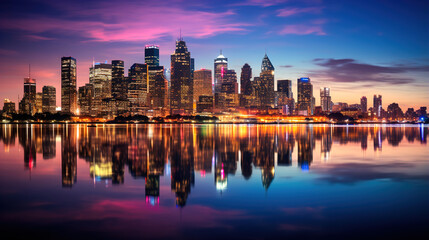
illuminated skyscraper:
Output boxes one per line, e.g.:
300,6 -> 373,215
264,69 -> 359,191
145,45 -> 159,67
111,60 -> 127,100
2,99 -> 16,116
361,96 -> 367,113
42,86 -> 56,114
320,87 -> 332,112
89,63 -> 112,116
193,69 -> 212,103
170,39 -> 193,114
128,63 -> 148,115
35,92 -> 43,113
214,51 -> 227,93
61,57 -> 77,114
20,75 -> 37,115
297,77 -> 313,116
276,80 -> 294,114
260,54 -> 275,108
373,94 -> 382,117
78,84 -> 94,116
148,65 -> 167,111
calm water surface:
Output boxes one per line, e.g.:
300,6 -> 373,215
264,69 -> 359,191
0,124 -> 428,239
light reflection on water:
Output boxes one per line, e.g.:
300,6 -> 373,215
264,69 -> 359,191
0,124 -> 428,239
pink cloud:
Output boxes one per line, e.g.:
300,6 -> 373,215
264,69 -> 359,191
231,0 -> 289,7
279,24 -> 326,35
0,5 -> 251,43
25,35 -> 56,41
276,7 -> 323,17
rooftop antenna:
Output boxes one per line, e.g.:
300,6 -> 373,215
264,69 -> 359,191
179,28 -> 182,40
28,64 -> 31,78
220,49 -> 222,55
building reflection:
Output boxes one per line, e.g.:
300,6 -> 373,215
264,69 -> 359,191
0,124 -> 428,205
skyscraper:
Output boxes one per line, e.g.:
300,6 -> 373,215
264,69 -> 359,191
361,96 -> 367,113
320,87 -> 332,112
193,69 -> 212,103
20,75 -> 36,115
145,45 -> 159,67
170,39 -> 192,114
373,94 -> 382,117
297,77 -> 313,116
111,60 -> 126,100
276,80 -> 294,114
128,63 -> 148,114
78,84 -> 94,116
260,54 -> 275,108
35,92 -> 43,114
42,86 -> 56,114
240,63 -> 252,96
148,65 -> 167,110
214,51 -> 227,93
89,63 -> 112,116
61,57 -> 77,114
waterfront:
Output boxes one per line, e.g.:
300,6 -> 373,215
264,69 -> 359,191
0,124 -> 428,239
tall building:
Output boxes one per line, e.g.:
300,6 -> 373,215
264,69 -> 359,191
2,99 -> 16,116
61,57 -> 77,114
259,54 -> 275,108
128,63 -> 148,115
240,63 -> 252,95
35,92 -> 43,114
276,80 -> 294,114
361,96 -> 368,113
193,69 -> 212,103
216,69 -> 239,109
297,77 -> 313,116
320,87 -> 331,112
78,84 -> 94,116
20,75 -> 37,115
145,45 -> 159,67
214,51 -> 227,93
148,65 -> 167,110
111,60 -> 126,100
373,94 -> 382,117
89,63 -> 112,116
170,39 -> 193,114
42,86 -> 56,114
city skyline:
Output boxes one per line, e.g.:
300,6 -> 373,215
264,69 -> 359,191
0,0 -> 428,109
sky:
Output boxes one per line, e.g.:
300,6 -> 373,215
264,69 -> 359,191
0,0 -> 428,109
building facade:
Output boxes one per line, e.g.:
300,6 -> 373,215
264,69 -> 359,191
61,57 -> 77,114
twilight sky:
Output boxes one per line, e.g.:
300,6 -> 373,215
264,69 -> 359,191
0,0 -> 428,109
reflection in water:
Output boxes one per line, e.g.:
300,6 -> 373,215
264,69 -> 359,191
0,124 -> 428,205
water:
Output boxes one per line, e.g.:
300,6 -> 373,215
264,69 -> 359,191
0,124 -> 428,239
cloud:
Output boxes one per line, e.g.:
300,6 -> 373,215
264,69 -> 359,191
0,3 -> 251,43
280,65 -> 293,68
311,58 -> 429,86
276,7 -> 322,17
279,24 -> 326,35
231,0 -> 289,7
24,35 -> 56,41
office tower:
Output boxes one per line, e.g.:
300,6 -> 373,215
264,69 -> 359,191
216,69 -> 238,109
89,63 -> 112,116
170,39 -> 192,114
373,94 -> 382,117
320,87 -> 331,112
260,54 -> 275,108
42,86 -> 56,114
297,77 -> 313,116
190,58 -> 195,79
145,45 -> 159,67
35,92 -> 43,113
193,69 -> 212,103
240,63 -> 252,95
361,96 -> 368,113
78,84 -> 94,116
61,57 -> 77,114
214,51 -> 227,93
148,65 -> 167,110
2,99 -> 16,116
111,60 -> 126,100
128,63 -> 148,114
20,75 -> 37,115
276,79 -> 294,114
